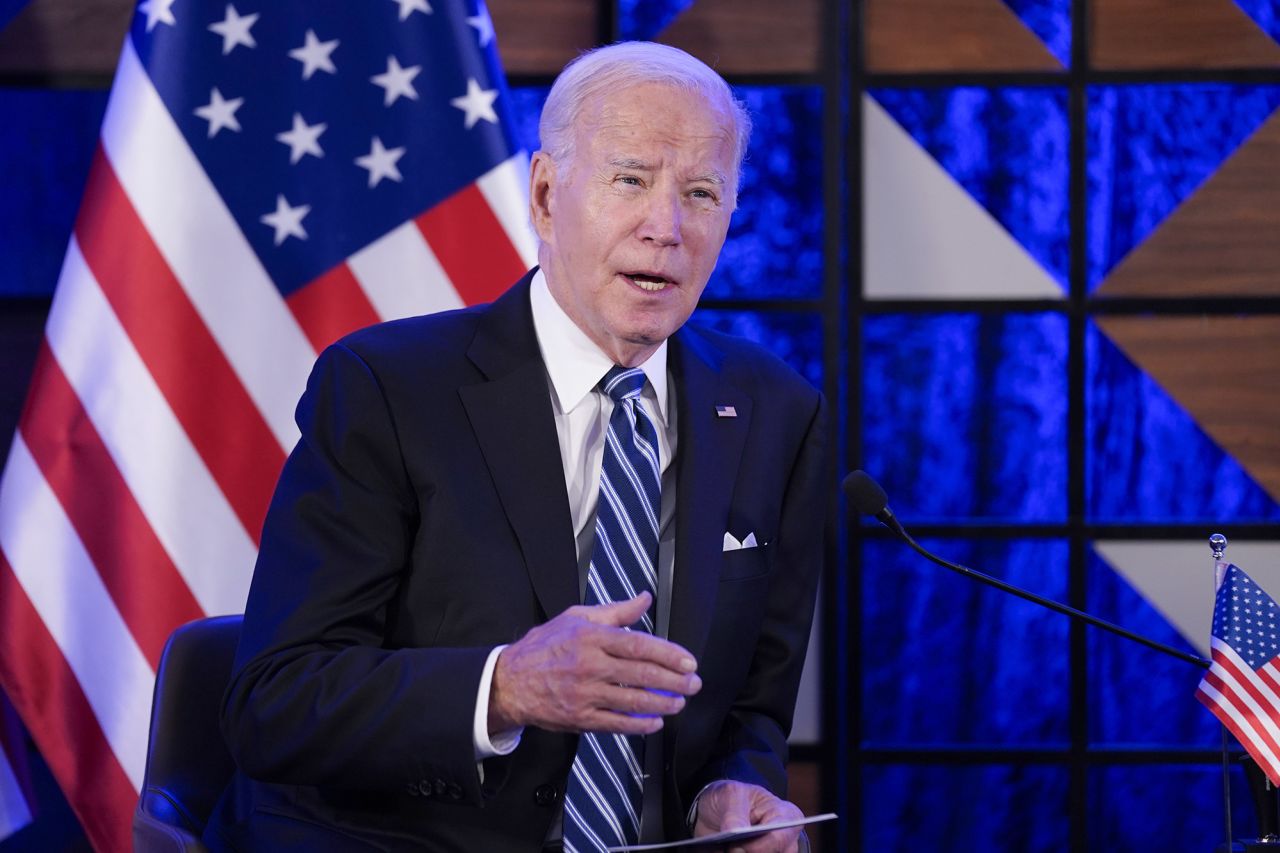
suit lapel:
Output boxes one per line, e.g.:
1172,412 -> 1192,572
458,275 -> 580,621
667,329 -> 752,665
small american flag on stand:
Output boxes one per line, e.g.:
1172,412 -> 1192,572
0,1 -> 533,849
1196,563 -> 1280,785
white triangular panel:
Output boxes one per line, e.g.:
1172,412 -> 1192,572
1092,540 -> 1280,658
862,95 -> 1064,300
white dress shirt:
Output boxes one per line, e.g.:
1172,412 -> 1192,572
471,269 -> 676,760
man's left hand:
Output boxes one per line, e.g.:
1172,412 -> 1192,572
692,780 -> 806,853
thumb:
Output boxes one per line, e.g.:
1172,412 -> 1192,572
582,591 -> 652,627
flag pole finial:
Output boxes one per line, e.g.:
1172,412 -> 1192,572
1210,533 -> 1228,561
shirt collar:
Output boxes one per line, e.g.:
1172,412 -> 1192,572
529,268 -> 669,423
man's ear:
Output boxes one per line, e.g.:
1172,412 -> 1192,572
529,151 -> 556,243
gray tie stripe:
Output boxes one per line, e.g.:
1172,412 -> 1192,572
563,366 -> 661,852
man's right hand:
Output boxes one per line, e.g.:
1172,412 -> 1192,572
488,592 -> 701,736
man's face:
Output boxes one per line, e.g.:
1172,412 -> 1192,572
530,82 -> 737,366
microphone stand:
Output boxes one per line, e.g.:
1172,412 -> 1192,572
866,505 -> 1210,669
846,466 -> 1272,850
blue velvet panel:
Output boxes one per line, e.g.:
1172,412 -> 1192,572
1234,0 -> 1280,41
1086,321 -> 1280,522
861,313 -> 1068,523
1085,549 -> 1220,746
1003,0 -> 1072,66
711,87 -> 823,299
1086,84 -> 1280,291
617,0 -> 694,40
507,85 -> 549,156
688,310 -> 822,389
508,85 -> 824,300
1089,765 -> 1257,849
861,537 -> 1070,746
862,764 -> 1069,851
869,87 -> 1069,291
0,89 -> 108,297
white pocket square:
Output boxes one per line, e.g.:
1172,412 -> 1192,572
722,531 -> 759,551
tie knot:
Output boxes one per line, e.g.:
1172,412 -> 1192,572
600,366 -> 646,403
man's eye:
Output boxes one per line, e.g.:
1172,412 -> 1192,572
618,175 -> 642,186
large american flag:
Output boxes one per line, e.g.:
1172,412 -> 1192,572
0,1 -> 534,848
1196,562 -> 1280,784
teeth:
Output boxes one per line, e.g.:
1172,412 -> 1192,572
627,274 -> 668,292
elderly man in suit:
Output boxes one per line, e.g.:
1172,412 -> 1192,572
206,41 -> 826,853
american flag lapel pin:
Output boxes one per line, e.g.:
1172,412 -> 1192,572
715,405 -> 737,418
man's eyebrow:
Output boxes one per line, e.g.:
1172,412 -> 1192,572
689,171 -> 728,186
609,157 -> 651,170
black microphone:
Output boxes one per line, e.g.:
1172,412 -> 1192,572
843,470 -> 1210,669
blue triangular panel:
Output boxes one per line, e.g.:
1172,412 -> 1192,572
1233,0 -> 1280,43
1087,84 -> 1280,291
618,0 -> 695,40
870,87 -> 1070,290
1085,550 -> 1223,745
1003,0 -> 1071,66
1086,321 -> 1280,521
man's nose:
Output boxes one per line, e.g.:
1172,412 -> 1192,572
638,191 -> 682,246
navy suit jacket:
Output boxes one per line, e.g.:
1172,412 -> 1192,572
206,271 -> 827,851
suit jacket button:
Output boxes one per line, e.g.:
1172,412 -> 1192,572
434,779 -> 448,797
406,782 -> 419,797
447,783 -> 463,800
419,780 -> 434,798
534,784 -> 559,807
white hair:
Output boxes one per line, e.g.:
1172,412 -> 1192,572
537,41 -> 752,191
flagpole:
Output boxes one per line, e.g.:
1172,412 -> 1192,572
1212,533 -> 1235,853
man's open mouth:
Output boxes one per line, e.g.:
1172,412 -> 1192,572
623,273 -> 671,292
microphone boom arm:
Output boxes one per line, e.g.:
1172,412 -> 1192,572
877,511 -> 1210,670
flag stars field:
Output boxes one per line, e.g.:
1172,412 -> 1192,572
261,195 -> 310,245
467,8 -> 495,47
194,88 -> 243,137
356,137 -> 406,187
451,78 -> 498,129
138,0 -> 176,31
208,5 -> 258,55
276,114 -> 326,164
289,30 -> 339,80
372,56 -> 422,106
392,0 -> 432,20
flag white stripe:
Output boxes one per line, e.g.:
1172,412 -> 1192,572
0,438 -> 152,789
348,220 -> 465,321
476,153 -> 537,268
46,241 -> 256,616
1210,639 -> 1280,747
101,40 -> 314,452
1215,639 -> 1280,713
1199,677 -> 1280,780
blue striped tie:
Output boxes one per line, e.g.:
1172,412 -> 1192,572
563,366 -> 661,853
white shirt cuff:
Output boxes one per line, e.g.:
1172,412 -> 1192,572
473,644 -> 523,761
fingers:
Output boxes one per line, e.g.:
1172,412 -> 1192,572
579,591 -> 654,627
489,596 -> 701,734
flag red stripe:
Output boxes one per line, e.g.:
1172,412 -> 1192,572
17,341 -> 204,667
1202,665 -> 1280,775
1212,653 -> 1280,735
1259,662 -> 1280,698
286,263 -> 382,352
0,554 -> 137,853
75,148 -> 284,543
1199,685 -> 1280,784
415,184 -> 527,306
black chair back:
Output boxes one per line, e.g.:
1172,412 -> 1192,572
133,614 -> 242,852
